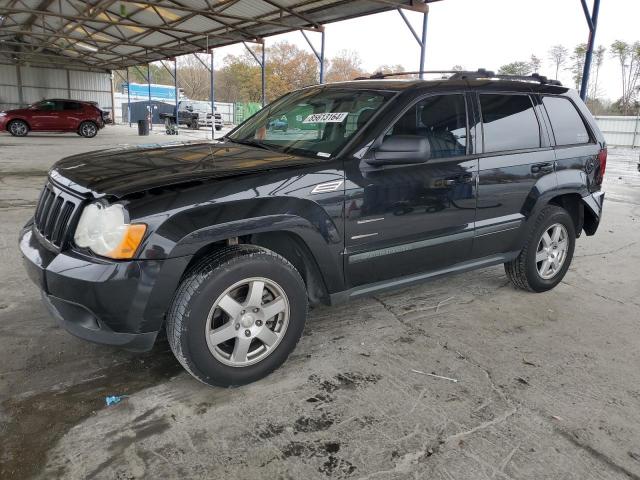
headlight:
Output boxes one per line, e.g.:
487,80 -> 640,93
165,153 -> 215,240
74,203 -> 146,259
0,112 -> 6,117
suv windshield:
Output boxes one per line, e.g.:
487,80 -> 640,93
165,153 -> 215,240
227,87 -> 392,158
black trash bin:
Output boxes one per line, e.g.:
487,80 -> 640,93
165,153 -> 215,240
137,119 -> 149,136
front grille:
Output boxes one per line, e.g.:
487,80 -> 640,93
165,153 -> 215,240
33,182 -> 83,249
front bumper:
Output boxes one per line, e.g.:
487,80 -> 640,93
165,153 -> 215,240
19,221 -> 188,351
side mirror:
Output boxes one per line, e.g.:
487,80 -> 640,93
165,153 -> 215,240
366,135 -> 430,166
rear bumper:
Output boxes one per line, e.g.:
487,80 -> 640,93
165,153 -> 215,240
19,221 -> 189,351
582,190 -> 605,235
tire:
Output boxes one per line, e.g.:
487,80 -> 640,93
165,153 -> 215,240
505,205 -> 576,292
78,121 -> 98,138
166,245 -> 308,387
8,119 -> 28,137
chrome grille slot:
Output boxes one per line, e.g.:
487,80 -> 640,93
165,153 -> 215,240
33,182 -> 82,249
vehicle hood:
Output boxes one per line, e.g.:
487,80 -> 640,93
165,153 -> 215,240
50,140 -> 321,198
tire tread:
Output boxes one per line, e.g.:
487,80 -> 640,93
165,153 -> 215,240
166,244 -> 306,387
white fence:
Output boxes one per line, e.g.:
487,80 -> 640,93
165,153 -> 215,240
594,116 -> 640,148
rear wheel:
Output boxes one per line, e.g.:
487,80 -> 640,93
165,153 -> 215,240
78,121 -> 98,138
166,245 -> 308,387
8,120 -> 28,137
505,205 -> 576,292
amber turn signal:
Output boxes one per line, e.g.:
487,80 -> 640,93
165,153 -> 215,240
106,224 -> 147,259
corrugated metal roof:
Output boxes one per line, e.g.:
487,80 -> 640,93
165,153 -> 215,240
0,0 -> 432,72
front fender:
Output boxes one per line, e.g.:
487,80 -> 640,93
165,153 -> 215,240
135,192 -> 345,293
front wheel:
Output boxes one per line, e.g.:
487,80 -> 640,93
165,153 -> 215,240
505,205 -> 576,292
166,245 -> 308,387
8,120 -> 29,137
78,121 -> 98,138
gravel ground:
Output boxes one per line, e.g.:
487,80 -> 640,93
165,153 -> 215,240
1,128 -> 639,480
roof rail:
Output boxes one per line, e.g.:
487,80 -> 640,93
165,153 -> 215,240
354,70 -> 462,80
354,68 -> 562,86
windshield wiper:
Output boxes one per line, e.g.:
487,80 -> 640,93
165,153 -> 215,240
227,138 -> 281,153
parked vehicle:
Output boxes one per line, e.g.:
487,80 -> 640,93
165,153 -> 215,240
20,71 -> 606,387
268,116 -> 288,131
178,100 -> 223,130
1,99 -> 105,137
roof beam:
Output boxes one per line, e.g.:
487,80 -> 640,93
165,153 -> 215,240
117,0 -> 322,32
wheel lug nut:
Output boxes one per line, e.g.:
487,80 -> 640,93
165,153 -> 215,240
235,323 -> 240,330
256,320 -> 263,326
241,310 -> 245,315
253,308 -> 259,313
244,329 -> 251,337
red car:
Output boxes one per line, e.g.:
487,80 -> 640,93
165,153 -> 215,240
0,99 -> 105,138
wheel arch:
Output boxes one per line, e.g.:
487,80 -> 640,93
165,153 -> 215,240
7,117 -> 30,131
177,230 -> 331,306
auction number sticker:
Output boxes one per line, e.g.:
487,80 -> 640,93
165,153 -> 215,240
303,112 -> 349,123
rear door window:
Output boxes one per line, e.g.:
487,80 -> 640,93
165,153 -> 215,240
479,94 -> 540,153
63,101 -> 82,111
542,96 -> 590,146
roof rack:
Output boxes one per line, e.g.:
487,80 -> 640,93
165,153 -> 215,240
354,68 -> 562,86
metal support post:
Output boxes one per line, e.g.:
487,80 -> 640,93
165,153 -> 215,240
580,0 -> 601,101
261,43 -> 266,106
243,40 -> 266,106
301,28 -> 325,83
210,49 -> 215,139
398,6 -> 429,79
126,67 -> 131,127
147,63 -> 152,130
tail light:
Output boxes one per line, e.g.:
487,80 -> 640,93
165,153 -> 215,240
596,147 -> 607,183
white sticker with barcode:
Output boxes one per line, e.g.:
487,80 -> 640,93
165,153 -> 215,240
303,112 -> 349,123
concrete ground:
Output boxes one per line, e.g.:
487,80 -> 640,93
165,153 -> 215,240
1,126 -> 639,480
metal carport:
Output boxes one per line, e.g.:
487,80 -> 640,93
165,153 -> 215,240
0,0 -> 601,132
0,0 -> 433,134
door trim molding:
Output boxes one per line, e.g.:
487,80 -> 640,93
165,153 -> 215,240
347,227 -> 474,264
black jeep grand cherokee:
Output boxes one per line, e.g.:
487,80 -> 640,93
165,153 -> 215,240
20,71 -> 606,387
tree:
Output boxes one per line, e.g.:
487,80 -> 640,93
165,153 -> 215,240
548,45 -> 569,80
325,50 -> 366,82
567,43 -> 587,90
529,55 -> 542,74
610,40 -> 640,114
498,61 -> 532,76
265,41 -> 318,101
589,45 -> 606,99
178,54 -> 213,100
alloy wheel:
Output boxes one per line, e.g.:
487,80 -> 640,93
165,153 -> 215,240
535,223 -> 569,280
10,121 -> 27,136
80,122 -> 97,137
205,277 -> 290,367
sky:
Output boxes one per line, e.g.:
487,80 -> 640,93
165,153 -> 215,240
213,0 -> 639,101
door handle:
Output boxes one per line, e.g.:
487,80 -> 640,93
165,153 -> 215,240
443,173 -> 473,186
531,162 -> 554,174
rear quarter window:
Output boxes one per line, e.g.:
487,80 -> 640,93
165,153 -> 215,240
479,94 -> 541,153
542,96 -> 591,146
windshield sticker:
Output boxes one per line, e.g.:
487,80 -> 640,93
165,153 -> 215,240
303,112 -> 349,124
317,152 -> 331,157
